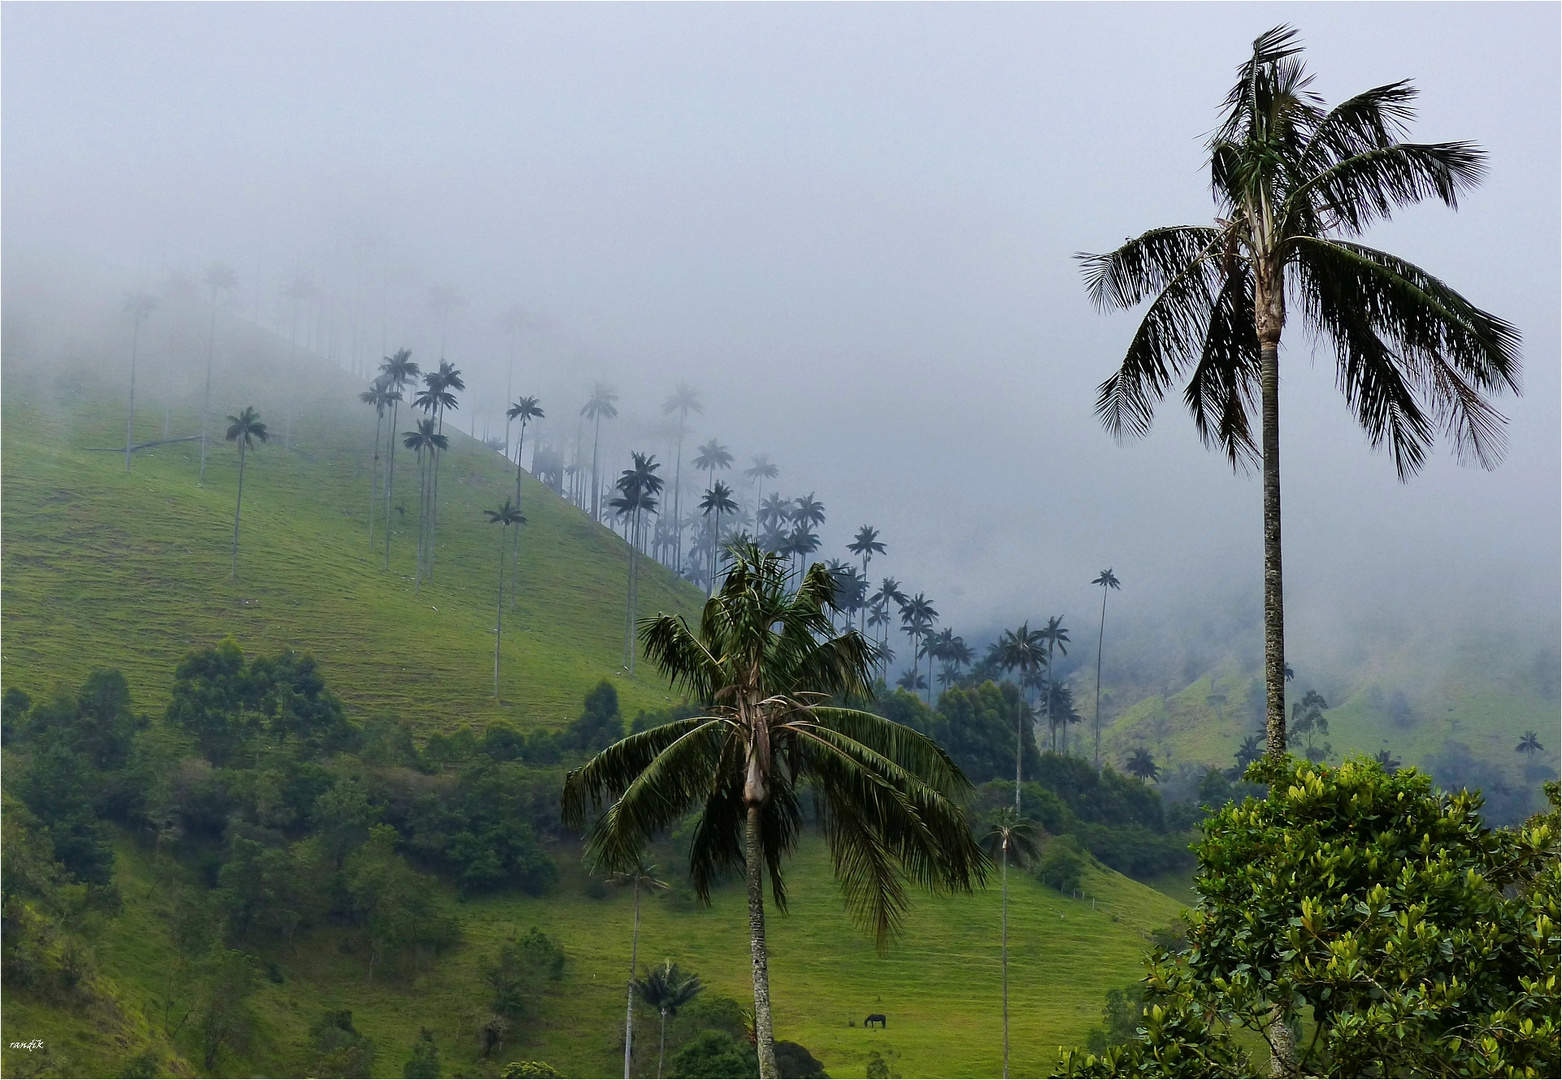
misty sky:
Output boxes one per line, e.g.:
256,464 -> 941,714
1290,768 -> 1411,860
5,3 -> 1558,660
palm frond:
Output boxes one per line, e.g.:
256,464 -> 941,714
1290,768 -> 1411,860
561,716 -> 720,830
1182,269 -> 1262,471
1293,237 -> 1520,476
1288,141 -> 1486,236
1299,80 -> 1419,166
1089,232 -> 1227,443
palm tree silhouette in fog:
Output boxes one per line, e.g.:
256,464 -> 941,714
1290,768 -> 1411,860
225,406 -> 268,579
123,292 -> 157,472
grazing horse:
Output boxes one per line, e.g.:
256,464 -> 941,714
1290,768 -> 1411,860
864,1014 -> 887,1029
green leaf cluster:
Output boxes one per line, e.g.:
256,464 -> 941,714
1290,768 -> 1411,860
1057,759 -> 1560,1077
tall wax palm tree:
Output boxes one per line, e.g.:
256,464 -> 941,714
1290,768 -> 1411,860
198,263 -> 238,483
506,396 -> 546,608
497,306 -> 532,457
1516,731 -> 1544,756
609,860 -> 668,1080
744,454 -> 779,528
634,960 -> 703,1080
692,438 -> 735,560
1125,747 -> 1159,782
981,808 -> 1040,1080
422,361 -> 464,579
662,386 -> 703,567
757,492 -> 791,533
225,407 -> 268,578
426,284 -> 466,357
1082,26 -> 1520,762
359,376 -> 399,548
1091,569 -> 1122,768
698,481 -> 738,598
379,349 -> 421,569
869,578 -> 907,679
484,500 -> 525,698
582,384 -> 621,522
563,545 -> 986,1079
847,526 -> 887,633
611,454 -> 663,674
403,418 -> 447,593
123,292 -> 157,472
1039,617 -> 1070,753
995,624 -> 1047,809
898,595 -> 938,706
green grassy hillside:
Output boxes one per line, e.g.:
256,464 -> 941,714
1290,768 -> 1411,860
3,830 -> 1181,1079
2,353 -> 702,730
1099,652 -> 1557,789
3,330 -> 1185,1078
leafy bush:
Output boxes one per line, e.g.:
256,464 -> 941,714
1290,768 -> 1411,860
485,926 -> 566,1020
669,1030 -> 759,1078
1056,760 -> 1561,1078
1036,835 -> 1090,893
402,1027 -> 440,1078
306,1009 -> 376,1078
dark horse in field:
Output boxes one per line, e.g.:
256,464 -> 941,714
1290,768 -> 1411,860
864,1014 -> 887,1029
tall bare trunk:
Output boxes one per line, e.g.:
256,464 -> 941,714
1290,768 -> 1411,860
1014,700 -> 1023,813
384,399 -> 399,570
125,318 -> 141,472
511,426 -> 526,608
230,442 -> 246,578
494,523 -> 505,698
1001,844 -> 1010,1079
1095,587 -> 1108,770
201,292 -> 217,482
745,803 -> 779,1079
369,411 -> 382,546
624,878 -> 642,1080
1259,344 -> 1286,758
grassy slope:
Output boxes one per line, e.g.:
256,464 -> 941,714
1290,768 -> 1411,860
3,832 -> 1182,1080
2,358 -> 702,730
3,343 -> 1184,1077
1099,654 -> 1557,781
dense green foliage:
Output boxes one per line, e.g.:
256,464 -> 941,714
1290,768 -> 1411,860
1057,759 -> 1560,1077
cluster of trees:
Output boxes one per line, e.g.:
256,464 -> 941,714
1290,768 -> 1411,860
0,649 -> 652,1072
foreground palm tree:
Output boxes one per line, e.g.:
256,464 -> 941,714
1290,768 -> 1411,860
225,407 -> 268,578
1090,569 -> 1122,768
563,545 -> 986,1078
981,808 -> 1040,1080
1082,26 -> 1520,762
635,960 -> 703,1080
484,500 -> 525,698
609,860 -> 667,1079
506,396 -> 545,608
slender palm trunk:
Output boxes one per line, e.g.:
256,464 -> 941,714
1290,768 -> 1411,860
510,424 -> 527,609
745,803 -> 779,1079
1094,589 -> 1108,769
657,1010 -> 668,1079
1260,338 -> 1287,759
1001,843 -> 1010,1080
591,416 -> 603,521
125,317 -> 142,472
414,447 -> 427,593
230,442 -> 246,578
624,878 -> 642,1080
429,407 -> 446,581
200,291 -> 217,482
494,523 -> 505,698
625,512 -> 638,673
369,410 -> 382,546
673,425 -> 685,568
384,398 -> 399,570
1014,698 -> 1023,813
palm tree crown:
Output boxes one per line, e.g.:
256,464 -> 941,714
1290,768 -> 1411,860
562,545 -> 985,1077
1080,26 -> 1519,762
